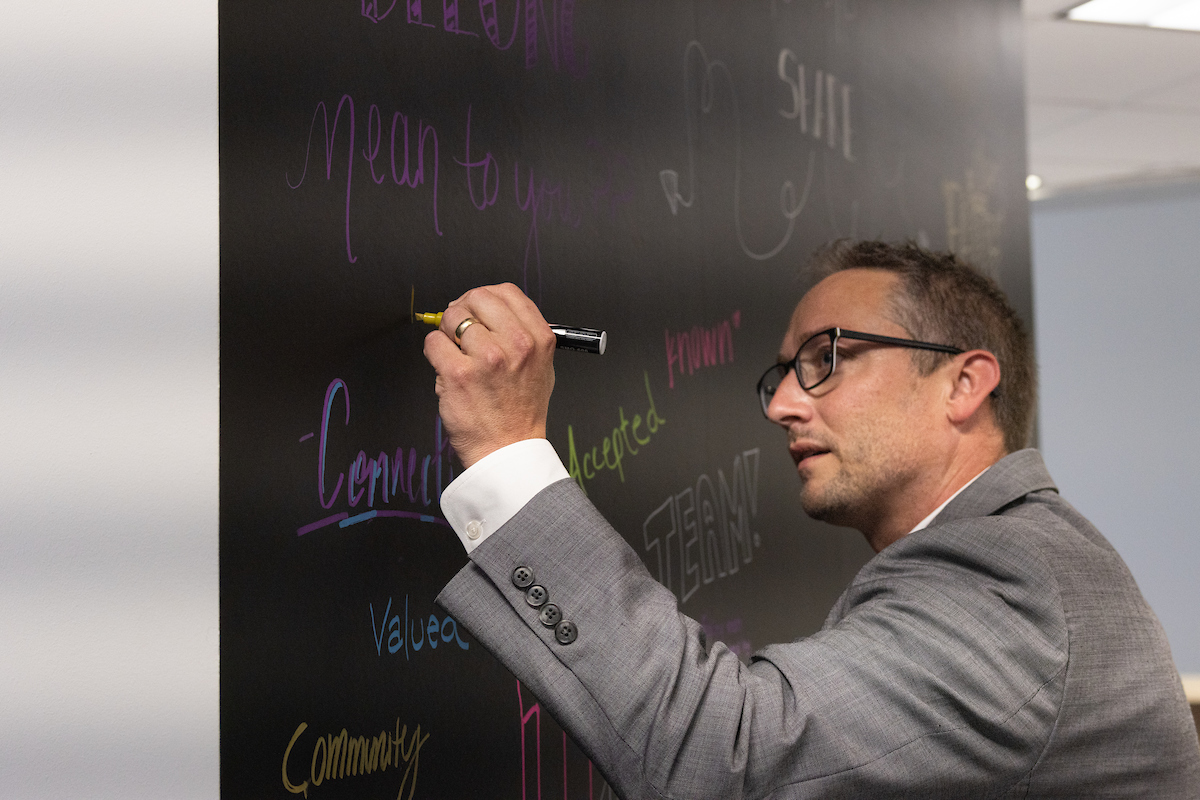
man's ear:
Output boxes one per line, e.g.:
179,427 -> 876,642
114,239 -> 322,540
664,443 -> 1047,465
946,350 -> 1001,425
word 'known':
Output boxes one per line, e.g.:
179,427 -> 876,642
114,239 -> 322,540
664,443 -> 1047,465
665,310 -> 740,389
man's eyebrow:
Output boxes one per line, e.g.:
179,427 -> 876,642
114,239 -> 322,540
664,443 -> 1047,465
777,328 -> 821,362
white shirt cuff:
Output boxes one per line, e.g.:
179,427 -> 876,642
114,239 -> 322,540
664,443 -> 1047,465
440,438 -> 570,553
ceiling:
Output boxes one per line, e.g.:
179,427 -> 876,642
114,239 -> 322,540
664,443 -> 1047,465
1023,0 -> 1200,198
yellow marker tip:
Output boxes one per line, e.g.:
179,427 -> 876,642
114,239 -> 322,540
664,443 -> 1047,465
414,312 -> 443,326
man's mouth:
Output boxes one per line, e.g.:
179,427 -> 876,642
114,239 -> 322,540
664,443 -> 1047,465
789,441 -> 831,467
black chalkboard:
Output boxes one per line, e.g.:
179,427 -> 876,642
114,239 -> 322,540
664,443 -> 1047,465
219,1 -> 1030,797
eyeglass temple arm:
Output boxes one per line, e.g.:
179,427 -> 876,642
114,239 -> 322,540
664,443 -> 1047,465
838,330 -> 1002,397
836,328 -> 964,355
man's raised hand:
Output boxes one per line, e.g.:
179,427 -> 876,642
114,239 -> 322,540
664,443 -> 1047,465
422,283 -> 558,468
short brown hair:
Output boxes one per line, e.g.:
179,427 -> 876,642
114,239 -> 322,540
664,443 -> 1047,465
808,240 -> 1036,453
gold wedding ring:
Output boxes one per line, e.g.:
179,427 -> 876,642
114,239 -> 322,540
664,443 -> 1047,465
453,316 -> 480,346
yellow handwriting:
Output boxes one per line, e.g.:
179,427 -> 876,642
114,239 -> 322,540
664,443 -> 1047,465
282,717 -> 430,799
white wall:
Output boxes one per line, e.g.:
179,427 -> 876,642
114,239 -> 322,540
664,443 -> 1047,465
1032,182 -> 1200,673
0,3 -> 219,797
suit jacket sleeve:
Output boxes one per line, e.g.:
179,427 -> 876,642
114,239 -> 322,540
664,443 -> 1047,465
436,478 -> 1068,800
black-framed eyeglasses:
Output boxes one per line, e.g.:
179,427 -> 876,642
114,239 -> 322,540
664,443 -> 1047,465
756,327 -> 964,417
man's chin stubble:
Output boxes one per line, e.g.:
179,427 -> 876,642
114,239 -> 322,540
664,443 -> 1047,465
799,483 -> 856,527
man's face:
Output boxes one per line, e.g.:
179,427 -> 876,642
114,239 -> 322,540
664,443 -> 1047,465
767,269 -> 946,531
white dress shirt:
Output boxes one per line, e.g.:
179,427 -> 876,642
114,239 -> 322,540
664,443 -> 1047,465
908,468 -> 988,533
439,438 -> 568,553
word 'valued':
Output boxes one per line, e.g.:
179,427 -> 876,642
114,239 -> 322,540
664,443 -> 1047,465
361,0 -> 587,79
642,449 -> 761,605
296,378 -> 455,536
282,718 -> 429,799
777,49 -> 854,162
370,596 -> 469,659
566,372 -> 665,494
665,310 -> 740,389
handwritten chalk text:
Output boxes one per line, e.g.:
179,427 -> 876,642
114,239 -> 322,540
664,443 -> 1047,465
518,681 -> 615,800
282,717 -> 429,799
665,310 -> 740,389
361,0 -> 588,78
296,378 -> 455,536
458,105 -> 634,298
566,372 -> 665,494
286,95 -> 442,263
370,595 -> 469,659
642,449 -> 761,604
777,49 -> 854,162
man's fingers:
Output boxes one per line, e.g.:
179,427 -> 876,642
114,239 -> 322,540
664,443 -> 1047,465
439,284 -> 553,359
492,282 -> 548,326
423,327 -> 467,376
424,283 -> 556,468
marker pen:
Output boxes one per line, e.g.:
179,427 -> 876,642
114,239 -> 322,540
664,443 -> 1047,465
414,311 -> 607,355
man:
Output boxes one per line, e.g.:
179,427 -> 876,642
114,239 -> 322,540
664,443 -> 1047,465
424,241 -> 1200,798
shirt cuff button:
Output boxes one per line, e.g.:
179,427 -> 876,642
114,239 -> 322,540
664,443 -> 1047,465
465,520 -> 483,540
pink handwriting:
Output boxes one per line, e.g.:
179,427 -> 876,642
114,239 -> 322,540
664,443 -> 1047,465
517,681 -> 614,800
665,310 -> 740,389
286,95 -> 442,264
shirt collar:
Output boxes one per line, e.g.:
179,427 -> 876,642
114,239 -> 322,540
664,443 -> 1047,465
908,467 -> 990,534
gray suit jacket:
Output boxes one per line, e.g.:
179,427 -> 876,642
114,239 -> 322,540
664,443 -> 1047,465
437,449 -> 1200,798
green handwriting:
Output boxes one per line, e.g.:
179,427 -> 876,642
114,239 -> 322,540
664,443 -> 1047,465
567,372 -> 665,494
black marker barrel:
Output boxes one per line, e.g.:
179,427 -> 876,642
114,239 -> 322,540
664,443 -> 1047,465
549,325 -> 606,355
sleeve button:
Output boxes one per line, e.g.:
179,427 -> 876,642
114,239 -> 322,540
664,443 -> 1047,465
538,603 -> 561,627
525,584 -> 548,607
465,520 -> 483,540
511,566 -> 534,589
554,620 -> 577,645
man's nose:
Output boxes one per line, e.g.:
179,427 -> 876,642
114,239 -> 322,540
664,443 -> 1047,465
766,369 -> 813,426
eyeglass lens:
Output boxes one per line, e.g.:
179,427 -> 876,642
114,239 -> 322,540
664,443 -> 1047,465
797,331 -> 836,389
757,331 -> 838,416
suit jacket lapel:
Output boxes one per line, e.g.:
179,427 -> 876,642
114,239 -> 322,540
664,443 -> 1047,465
932,448 -> 1058,526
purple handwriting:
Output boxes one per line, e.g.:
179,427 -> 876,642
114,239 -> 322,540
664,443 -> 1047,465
458,105 -> 634,299
362,0 -> 588,79
697,614 -> 752,660
286,95 -> 442,263
285,100 -> 632,291
296,378 -> 454,536
665,310 -> 740,389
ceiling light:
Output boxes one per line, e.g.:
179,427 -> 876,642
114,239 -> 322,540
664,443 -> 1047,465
1026,175 -> 1044,191
1066,0 -> 1200,32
